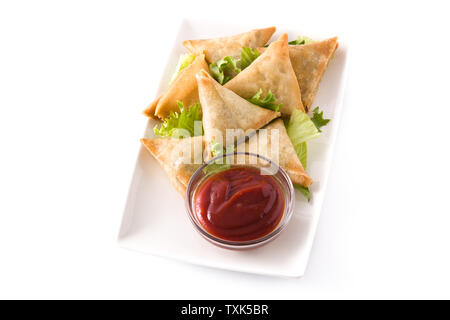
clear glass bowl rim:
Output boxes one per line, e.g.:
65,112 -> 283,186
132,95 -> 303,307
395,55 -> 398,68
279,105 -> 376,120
184,152 -> 295,248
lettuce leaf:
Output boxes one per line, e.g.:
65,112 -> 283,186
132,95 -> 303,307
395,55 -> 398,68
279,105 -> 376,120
311,107 -> 331,132
169,54 -> 195,84
265,36 -> 315,47
286,109 -> 321,147
209,47 -> 261,84
203,140 -> 230,174
240,47 -> 260,69
286,110 -> 317,200
288,39 -> 305,45
209,56 -> 241,85
247,89 -> 282,112
294,142 -> 308,169
154,101 -> 202,138
295,185 -> 311,202
289,36 -> 315,45
210,139 -> 224,158
297,36 -> 315,44
287,108 -> 330,201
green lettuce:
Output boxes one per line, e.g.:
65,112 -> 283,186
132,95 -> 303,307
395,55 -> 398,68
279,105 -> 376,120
209,47 -> 261,84
209,56 -> 241,85
210,139 -> 224,158
286,107 -> 330,165
286,109 -> 321,149
288,39 -> 305,45
310,107 -> 331,132
264,36 -> 315,48
203,140 -> 229,174
295,185 -> 311,202
297,36 -> 315,44
286,107 -> 330,201
153,101 -> 202,138
289,36 -> 315,45
294,142 -> 308,169
169,54 -> 195,84
240,47 -> 260,69
264,36 -> 316,47
247,89 -> 282,112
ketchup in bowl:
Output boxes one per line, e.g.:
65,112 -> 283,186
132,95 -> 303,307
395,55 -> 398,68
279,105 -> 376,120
193,167 -> 285,242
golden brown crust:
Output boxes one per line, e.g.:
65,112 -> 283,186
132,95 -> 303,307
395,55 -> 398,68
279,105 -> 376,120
288,37 -> 338,111
151,54 -> 209,119
143,94 -> 162,118
243,119 -> 312,187
258,37 -> 338,112
183,27 -> 276,64
196,70 -> 280,157
225,34 -> 304,117
141,136 -> 204,197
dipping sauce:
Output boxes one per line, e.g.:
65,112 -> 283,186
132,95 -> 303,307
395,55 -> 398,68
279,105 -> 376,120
193,167 -> 285,242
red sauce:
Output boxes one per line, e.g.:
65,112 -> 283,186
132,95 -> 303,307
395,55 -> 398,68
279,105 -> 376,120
194,167 -> 285,242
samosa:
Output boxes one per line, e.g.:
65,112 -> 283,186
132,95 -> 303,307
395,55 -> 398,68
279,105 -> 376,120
225,34 -> 304,116
183,27 -> 276,64
258,37 -> 338,111
143,54 -> 209,119
141,136 -> 204,196
143,94 -> 162,119
243,119 -> 312,187
196,70 -> 280,157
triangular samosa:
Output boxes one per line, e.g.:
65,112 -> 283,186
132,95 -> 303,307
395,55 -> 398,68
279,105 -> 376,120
225,34 -> 304,116
242,119 -> 312,187
196,70 -> 280,157
143,94 -> 162,119
141,136 -> 204,196
143,54 -> 209,119
183,27 -> 276,64
258,37 -> 338,111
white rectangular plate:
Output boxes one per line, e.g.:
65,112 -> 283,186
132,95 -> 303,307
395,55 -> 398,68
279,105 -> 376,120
118,19 -> 349,277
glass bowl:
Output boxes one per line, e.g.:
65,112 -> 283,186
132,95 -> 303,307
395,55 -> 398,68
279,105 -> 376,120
185,152 -> 295,250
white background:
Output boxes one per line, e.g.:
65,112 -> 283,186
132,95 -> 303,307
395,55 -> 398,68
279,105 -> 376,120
1,0 -> 449,299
